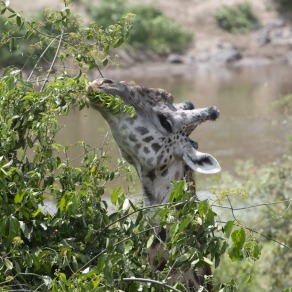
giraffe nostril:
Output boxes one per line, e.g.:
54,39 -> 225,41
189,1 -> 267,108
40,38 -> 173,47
184,101 -> 195,110
102,78 -> 114,84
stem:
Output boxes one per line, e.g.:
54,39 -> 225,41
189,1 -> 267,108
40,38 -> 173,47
75,226 -> 158,275
212,198 -> 292,211
40,29 -> 65,92
27,37 -> 57,81
122,277 -> 181,292
86,200 -> 187,251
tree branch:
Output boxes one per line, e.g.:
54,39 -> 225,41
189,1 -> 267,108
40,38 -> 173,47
122,277 -> 182,292
27,37 -> 57,81
40,29 -> 65,92
212,198 -> 292,211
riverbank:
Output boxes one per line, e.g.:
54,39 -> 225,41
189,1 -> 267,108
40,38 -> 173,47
12,0 -> 292,70
119,0 -> 292,69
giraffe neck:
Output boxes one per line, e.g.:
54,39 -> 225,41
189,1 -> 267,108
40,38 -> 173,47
138,160 -> 195,207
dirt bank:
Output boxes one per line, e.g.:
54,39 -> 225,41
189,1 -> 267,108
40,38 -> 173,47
11,0 -> 292,68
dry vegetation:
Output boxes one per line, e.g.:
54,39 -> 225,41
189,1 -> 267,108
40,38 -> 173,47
12,0 -> 292,62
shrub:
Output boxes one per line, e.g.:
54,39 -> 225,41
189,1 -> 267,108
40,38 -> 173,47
274,0 -> 292,10
210,158 -> 292,291
0,15 -> 39,68
215,2 -> 259,33
86,0 -> 192,55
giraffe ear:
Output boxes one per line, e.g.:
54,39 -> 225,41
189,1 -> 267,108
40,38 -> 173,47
183,149 -> 221,174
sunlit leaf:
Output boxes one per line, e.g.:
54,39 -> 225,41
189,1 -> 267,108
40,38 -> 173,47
224,220 -> 234,238
203,257 -> 213,266
231,227 -> 245,249
122,198 -> 130,211
111,186 -> 122,205
4,258 -> 13,270
146,234 -> 154,248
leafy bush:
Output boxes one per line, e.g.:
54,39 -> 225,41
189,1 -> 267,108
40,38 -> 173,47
207,158 -> 292,291
215,2 -> 259,33
270,93 -> 292,114
274,0 -> 292,10
0,15 -> 40,68
86,0 -> 192,55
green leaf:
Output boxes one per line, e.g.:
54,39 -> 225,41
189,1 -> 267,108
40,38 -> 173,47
228,246 -> 240,262
231,227 -> 245,249
113,37 -> 124,48
16,15 -> 21,27
59,196 -> 66,212
198,200 -> 209,217
169,179 -> 187,203
178,216 -> 192,233
224,220 -> 234,238
215,253 -> 220,268
14,190 -> 25,203
251,242 -> 262,260
203,257 -> 213,266
8,216 -> 20,239
177,254 -> 189,265
5,258 -> 13,270
122,198 -> 130,211
102,57 -> 108,66
32,208 -> 42,218
146,234 -> 154,248
111,186 -> 122,205
246,274 -> 252,285
124,239 -> 133,254
104,260 -> 113,286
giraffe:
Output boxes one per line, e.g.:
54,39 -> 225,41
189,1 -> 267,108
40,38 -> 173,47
87,78 -> 221,291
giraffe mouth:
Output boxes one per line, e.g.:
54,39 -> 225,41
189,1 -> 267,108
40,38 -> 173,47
87,79 -> 104,95
86,82 -> 110,112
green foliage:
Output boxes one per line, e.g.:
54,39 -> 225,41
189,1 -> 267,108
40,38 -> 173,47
215,2 -> 259,34
86,0 -> 192,55
0,15 -> 35,68
270,93 -> 292,114
210,158 -> 292,291
0,1 -> 134,69
87,90 -> 135,117
274,0 -> 292,10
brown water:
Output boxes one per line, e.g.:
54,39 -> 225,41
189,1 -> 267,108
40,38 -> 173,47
58,65 -> 292,172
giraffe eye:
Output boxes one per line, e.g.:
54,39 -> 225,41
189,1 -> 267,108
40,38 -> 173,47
158,114 -> 172,133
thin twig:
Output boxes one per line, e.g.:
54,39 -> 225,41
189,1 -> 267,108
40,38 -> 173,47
40,29 -> 65,92
217,219 -> 292,251
222,196 -> 292,251
75,226 -> 158,275
27,37 -> 57,81
86,200 -> 186,250
122,277 -> 181,292
227,196 -> 243,227
212,198 -> 292,211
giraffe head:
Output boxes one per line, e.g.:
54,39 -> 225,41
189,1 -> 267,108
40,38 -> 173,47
87,78 -> 221,205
